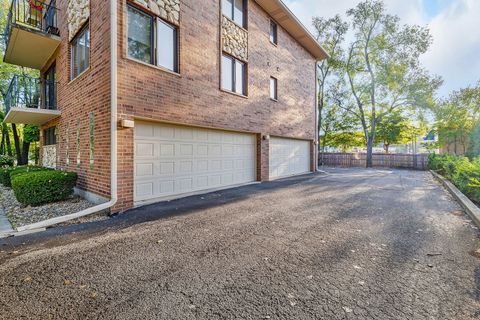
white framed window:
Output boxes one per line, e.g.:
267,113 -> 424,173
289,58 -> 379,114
127,4 -> 179,73
222,54 -> 246,96
270,77 -> 277,100
71,24 -> 90,79
222,0 -> 246,28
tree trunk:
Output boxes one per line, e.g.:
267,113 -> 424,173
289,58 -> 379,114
5,129 -> 12,157
11,123 -> 24,165
0,132 -> 5,155
366,135 -> 374,168
384,143 -> 389,154
21,141 -> 30,165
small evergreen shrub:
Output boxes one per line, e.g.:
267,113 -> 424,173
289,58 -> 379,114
0,166 -> 49,188
0,155 -> 14,167
12,171 -> 78,206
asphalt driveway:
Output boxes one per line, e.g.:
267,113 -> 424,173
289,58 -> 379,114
1,168 -> 480,319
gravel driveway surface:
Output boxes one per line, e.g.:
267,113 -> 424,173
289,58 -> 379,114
1,168 -> 480,319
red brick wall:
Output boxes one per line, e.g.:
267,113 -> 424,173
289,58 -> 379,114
37,0 -> 318,212
40,0 -> 112,199
115,0 -> 317,210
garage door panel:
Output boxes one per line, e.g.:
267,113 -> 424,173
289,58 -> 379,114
135,122 -> 256,204
269,137 -> 310,179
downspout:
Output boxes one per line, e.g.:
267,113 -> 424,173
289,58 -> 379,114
16,0 -> 118,232
314,61 -> 319,172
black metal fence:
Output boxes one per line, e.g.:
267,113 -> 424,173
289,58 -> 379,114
4,0 -> 59,46
4,74 -> 57,113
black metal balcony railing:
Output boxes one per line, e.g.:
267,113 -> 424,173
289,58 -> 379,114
4,74 -> 57,114
4,0 -> 59,45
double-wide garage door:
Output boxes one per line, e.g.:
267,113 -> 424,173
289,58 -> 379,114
269,137 -> 311,179
134,122 -> 256,205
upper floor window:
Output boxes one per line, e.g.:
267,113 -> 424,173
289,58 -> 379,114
270,20 -> 277,45
270,77 -> 278,100
44,63 -> 56,110
222,0 -> 246,28
127,5 -> 179,73
71,24 -> 90,80
222,54 -> 246,96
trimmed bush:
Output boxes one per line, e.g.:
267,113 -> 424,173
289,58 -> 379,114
11,171 -> 78,206
0,166 -> 49,188
0,155 -> 14,167
429,154 -> 480,204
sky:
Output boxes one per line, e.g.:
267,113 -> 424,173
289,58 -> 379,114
283,0 -> 480,98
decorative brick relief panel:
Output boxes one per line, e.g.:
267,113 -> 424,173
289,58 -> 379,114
132,0 -> 180,25
68,0 -> 90,40
222,16 -> 248,62
42,145 -> 57,169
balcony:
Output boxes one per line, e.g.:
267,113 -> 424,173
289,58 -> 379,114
3,74 -> 60,125
4,0 -> 60,69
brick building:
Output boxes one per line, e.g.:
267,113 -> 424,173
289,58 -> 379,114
3,0 -> 327,212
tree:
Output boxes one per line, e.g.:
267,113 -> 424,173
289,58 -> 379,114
325,131 -> 366,152
341,0 -> 441,167
313,15 -> 348,144
431,82 -> 480,157
374,112 -> 411,153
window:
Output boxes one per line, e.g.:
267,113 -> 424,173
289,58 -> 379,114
222,0 -> 245,28
270,20 -> 277,44
44,127 -> 56,146
270,77 -> 277,100
127,5 -> 154,64
127,5 -> 179,73
44,64 -> 56,110
222,54 -> 246,95
157,19 -> 178,71
71,24 -> 90,79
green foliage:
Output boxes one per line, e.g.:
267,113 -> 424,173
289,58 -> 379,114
428,154 -> 480,203
0,166 -> 49,187
374,111 -> 414,152
0,154 -> 14,167
23,125 -> 40,143
431,82 -> 480,157
12,171 -> 78,206
324,131 -> 366,152
467,123 -> 480,158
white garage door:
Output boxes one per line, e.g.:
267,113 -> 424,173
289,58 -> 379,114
269,137 -> 311,179
134,122 -> 256,205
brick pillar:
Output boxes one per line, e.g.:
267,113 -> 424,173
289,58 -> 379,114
112,121 -> 135,213
257,133 -> 270,181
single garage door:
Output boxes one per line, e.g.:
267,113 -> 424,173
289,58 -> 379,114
269,137 -> 311,179
134,122 -> 256,205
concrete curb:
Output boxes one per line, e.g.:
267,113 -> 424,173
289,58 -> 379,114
431,170 -> 480,227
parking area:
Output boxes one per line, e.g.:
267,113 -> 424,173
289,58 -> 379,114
1,168 -> 480,319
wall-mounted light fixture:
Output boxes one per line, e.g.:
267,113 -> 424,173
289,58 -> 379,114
263,134 -> 270,141
119,119 -> 135,128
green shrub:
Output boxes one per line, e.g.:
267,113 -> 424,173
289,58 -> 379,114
0,166 -> 49,188
12,171 -> 78,206
0,167 -> 11,186
0,155 -> 14,167
429,154 -> 480,203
